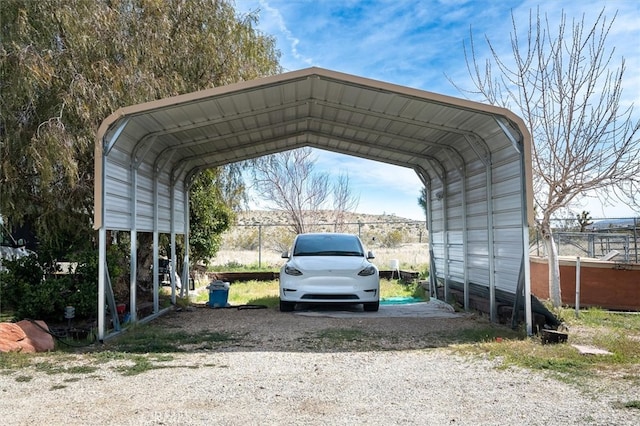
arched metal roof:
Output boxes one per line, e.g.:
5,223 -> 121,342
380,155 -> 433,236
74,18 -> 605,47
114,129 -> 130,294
94,67 -> 534,339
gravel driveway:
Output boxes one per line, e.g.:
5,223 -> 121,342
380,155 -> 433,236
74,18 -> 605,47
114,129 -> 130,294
1,304 -> 639,425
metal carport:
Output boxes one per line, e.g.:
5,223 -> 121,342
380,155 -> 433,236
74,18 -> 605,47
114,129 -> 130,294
94,67 -> 534,341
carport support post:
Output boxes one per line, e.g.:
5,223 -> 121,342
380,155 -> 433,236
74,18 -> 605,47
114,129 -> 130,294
129,158 -> 140,322
486,164 -> 497,323
98,227 -> 106,341
130,229 -> 137,322
441,183 -> 450,303
153,230 -> 159,313
152,173 -> 159,314
170,180 -> 177,305
182,189 -> 190,299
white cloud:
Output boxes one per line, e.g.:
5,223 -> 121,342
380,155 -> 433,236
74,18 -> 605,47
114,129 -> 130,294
236,0 -> 639,219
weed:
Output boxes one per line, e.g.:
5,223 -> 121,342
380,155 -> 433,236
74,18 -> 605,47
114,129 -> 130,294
455,326 -> 524,343
623,400 -> 640,409
30,361 -> 94,375
115,355 -> 155,376
100,325 -> 236,354
451,308 -> 640,383
315,328 -> 370,342
0,352 -> 32,370
296,328 -> 384,351
49,384 -> 67,390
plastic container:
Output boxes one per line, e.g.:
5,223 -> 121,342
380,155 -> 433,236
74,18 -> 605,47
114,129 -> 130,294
207,280 -> 230,308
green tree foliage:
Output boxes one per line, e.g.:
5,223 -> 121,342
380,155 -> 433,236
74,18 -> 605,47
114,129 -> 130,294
0,0 -> 281,258
188,168 -> 240,266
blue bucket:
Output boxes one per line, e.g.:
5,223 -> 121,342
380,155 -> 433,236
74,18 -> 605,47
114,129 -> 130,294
207,280 -> 230,308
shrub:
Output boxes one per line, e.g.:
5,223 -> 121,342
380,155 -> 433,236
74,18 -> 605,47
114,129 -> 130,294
228,228 -> 260,250
0,250 -> 101,322
269,228 -> 295,253
380,229 -> 406,248
1,255 -> 64,321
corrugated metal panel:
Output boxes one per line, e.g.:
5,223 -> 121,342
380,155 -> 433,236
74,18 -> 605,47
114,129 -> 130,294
96,67 -> 533,312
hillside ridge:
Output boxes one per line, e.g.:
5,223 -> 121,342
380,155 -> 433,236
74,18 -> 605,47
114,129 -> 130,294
233,209 -> 424,226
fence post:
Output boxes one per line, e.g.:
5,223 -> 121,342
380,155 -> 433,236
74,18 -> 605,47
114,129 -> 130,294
575,256 -> 581,318
258,225 -> 262,268
634,218 -> 638,263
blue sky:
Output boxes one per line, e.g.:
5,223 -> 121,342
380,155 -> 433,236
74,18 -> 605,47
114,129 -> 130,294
235,0 -> 640,220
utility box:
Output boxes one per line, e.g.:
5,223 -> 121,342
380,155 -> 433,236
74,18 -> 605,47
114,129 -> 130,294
207,280 -> 230,308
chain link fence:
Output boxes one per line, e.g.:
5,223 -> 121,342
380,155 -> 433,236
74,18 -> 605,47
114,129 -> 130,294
219,216 -> 639,266
222,220 -> 427,251
218,219 -> 428,269
531,217 -> 639,263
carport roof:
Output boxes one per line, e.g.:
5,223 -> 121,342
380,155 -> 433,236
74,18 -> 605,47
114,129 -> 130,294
94,67 -> 537,339
95,66 -> 533,230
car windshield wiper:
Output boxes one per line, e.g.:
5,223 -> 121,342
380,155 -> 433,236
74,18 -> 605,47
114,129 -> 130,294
294,250 -> 364,256
300,250 -> 363,256
293,251 -> 318,256
339,251 -> 364,256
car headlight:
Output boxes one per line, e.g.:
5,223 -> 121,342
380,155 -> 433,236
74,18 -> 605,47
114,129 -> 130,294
358,265 -> 377,276
284,264 -> 303,276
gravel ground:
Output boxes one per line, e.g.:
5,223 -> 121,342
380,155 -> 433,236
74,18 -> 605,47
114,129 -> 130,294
1,306 -> 639,425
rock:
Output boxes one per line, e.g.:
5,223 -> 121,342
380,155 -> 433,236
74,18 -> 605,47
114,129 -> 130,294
0,320 -> 55,353
571,344 -> 613,356
0,322 -> 27,341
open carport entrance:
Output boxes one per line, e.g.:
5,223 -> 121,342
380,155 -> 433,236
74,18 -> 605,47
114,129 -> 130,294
94,67 -> 535,341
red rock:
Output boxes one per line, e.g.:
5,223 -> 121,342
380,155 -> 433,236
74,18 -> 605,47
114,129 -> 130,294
0,320 -> 55,353
0,322 -> 26,341
0,338 -> 24,353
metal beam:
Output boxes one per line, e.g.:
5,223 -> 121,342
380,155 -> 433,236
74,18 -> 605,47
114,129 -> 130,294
486,161 -> 497,323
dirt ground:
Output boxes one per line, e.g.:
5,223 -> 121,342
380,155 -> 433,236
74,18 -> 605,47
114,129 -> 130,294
3,304 -> 640,425
149,302 -> 502,352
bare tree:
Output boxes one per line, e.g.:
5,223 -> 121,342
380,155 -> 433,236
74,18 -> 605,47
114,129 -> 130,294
250,148 -> 320,234
333,173 -> 360,232
457,8 -> 640,306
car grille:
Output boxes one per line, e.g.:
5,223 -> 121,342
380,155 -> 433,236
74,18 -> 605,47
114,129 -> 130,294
301,294 -> 359,300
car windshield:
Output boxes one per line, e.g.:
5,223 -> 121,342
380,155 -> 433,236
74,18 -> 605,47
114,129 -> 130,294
293,234 -> 364,257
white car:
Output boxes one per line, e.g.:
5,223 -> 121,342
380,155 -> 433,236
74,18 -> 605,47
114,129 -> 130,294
279,233 -> 380,312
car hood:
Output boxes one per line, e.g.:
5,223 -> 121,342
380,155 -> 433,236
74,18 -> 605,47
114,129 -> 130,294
286,256 -> 375,272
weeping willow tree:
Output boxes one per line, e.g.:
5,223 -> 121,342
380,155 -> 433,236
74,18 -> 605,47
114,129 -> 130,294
1,0 -> 281,268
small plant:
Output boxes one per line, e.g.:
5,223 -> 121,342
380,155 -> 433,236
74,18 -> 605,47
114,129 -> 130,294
49,384 -> 67,390
623,401 -> 640,410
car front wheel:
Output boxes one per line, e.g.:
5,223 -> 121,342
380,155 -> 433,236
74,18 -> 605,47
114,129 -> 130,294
279,300 -> 295,312
363,301 -> 379,312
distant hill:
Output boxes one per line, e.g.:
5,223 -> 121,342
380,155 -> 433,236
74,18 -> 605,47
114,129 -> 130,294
589,218 -> 638,230
222,210 -> 428,250
233,210 -> 424,226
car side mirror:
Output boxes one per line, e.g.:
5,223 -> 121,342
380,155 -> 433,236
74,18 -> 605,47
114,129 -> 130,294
367,251 -> 375,259
281,251 -> 290,259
